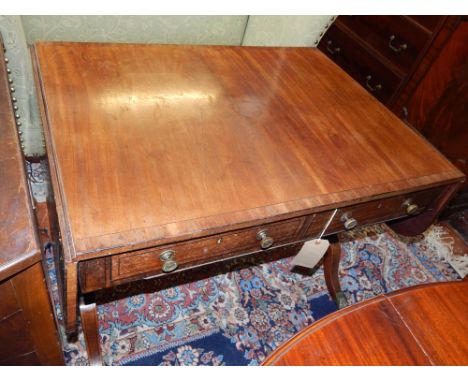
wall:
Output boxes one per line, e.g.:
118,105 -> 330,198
21,16 -> 248,45
243,16 -> 333,46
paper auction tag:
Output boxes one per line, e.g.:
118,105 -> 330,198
291,239 -> 330,269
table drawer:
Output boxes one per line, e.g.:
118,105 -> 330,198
338,16 -> 432,75
79,185 -> 447,292
318,22 -> 403,105
110,216 -> 305,282
304,186 -> 444,238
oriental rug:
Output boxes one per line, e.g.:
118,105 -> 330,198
43,223 -> 462,366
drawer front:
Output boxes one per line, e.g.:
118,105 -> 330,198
79,185 -> 446,292
110,217 -> 305,281
408,16 -> 445,32
338,16 -> 432,75
0,279 -> 21,319
318,22 -> 403,104
0,311 -> 36,362
304,186 -> 444,238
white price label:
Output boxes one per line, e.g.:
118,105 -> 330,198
291,239 -> 330,269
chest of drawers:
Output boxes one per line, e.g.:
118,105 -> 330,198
318,16 -> 450,108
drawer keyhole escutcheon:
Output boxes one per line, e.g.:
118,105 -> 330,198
341,213 -> 358,230
402,199 -> 419,215
160,249 -> 178,273
256,229 -> 274,249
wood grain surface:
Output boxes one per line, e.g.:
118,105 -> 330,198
263,281 -> 468,365
32,43 -> 464,261
79,302 -> 102,366
7,262 -> 65,365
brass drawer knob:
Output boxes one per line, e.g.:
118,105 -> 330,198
403,199 -> 419,215
326,40 -> 341,55
365,75 -> 382,93
256,229 -> 274,249
389,35 -> 408,53
160,249 -> 178,273
341,214 -> 358,230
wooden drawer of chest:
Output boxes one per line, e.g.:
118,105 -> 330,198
0,311 -> 37,363
318,22 -> 403,104
0,281 -> 33,363
110,216 -> 305,282
338,16 -> 432,75
304,186 -> 445,238
407,16 -> 445,32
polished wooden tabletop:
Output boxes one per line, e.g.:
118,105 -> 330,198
0,36 -> 41,281
32,43 -> 463,261
263,281 -> 468,365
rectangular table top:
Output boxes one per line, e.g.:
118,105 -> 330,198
32,42 -> 464,261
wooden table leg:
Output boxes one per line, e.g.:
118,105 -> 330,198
79,299 -> 103,366
323,237 -> 348,309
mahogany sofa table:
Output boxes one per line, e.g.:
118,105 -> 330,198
31,42 -> 464,364
263,281 -> 468,365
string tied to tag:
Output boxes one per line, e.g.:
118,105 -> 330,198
315,208 -> 338,243
291,208 -> 339,269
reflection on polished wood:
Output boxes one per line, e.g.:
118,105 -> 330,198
263,281 -> 468,366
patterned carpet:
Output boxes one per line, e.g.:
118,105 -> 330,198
44,222 -> 462,366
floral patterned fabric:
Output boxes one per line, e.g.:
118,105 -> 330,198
43,223 -> 460,366
26,161 -> 49,203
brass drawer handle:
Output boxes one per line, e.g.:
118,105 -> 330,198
160,249 -> 178,273
326,40 -> 341,55
256,229 -> 274,249
402,199 -> 419,215
365,75 -> 382,92
389,35 -> 408,53
341,213 -> 358,230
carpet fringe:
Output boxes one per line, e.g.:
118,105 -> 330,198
424,225 -> 468,278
